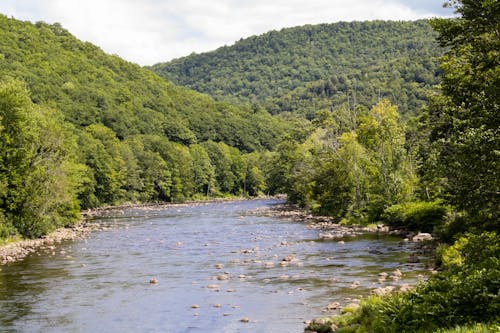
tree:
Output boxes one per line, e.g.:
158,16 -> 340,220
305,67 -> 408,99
430,0 -> 500,229
0,80 -> 82,237
357,100 -> 416,218
189,144 -> 215,197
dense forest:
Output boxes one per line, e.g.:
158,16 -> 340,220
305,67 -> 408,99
0,14 -> 298,238
152,20 -> 442,119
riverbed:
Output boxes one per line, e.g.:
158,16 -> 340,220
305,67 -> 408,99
0,199 -> 431,332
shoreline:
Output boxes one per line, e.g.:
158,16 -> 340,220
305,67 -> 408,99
0,221 -> 100,265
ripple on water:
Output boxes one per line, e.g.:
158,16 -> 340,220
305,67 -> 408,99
0,200 -> 432,332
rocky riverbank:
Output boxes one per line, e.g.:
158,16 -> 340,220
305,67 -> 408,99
0,221 -> 105,265
260,203 -> 434,241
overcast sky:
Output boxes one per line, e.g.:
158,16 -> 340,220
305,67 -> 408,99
0,0 -> 453,66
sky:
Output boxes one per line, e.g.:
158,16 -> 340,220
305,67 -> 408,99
0,0 -> 453,66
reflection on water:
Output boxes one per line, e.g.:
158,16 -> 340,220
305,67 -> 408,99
0,200 -> 430,332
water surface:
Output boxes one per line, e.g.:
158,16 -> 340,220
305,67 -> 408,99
0,199 -> 430,332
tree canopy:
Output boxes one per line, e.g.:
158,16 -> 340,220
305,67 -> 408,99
152,20 -> 443,119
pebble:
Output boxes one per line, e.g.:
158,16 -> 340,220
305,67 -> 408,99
191,304 -> 199,309
149,278 -> 158,284
240,317 -> 250,323
207,284 -> 220,289
326,302 -> 340,310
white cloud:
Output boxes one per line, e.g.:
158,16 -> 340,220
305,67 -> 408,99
0,0 -> 451,65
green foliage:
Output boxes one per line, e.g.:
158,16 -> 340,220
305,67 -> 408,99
437,323 -> 500,333
272,100 -> 419,223
428,1 -> 500,230
381,200 -> 449,232
0,14 -> 286,151
0,80 -> 82,238
153,20 -> 442,119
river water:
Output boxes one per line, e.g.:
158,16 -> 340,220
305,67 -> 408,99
0,199 -> 430,332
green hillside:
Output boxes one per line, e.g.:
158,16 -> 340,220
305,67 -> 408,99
152,20 -> 443,118
0,16 -> 284,151
0,15 -> 289,238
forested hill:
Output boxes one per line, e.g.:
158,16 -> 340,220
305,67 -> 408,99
0,15 -> 283,152
0,15 -> 289,238
152,20 -> 443,118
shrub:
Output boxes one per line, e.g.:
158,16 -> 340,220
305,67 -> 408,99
381,200 -> 449,232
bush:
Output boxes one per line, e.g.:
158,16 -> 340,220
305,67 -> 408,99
381,200 -> 448,232
0,210 -> 16,239
437,323 -> 500,333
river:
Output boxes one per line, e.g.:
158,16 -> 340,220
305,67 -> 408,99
0,199 -> 431,332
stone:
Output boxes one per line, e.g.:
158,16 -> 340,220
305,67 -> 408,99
311,318 -> 326,325
350,281 -> 360,289
412,233 -> 433,242
149,278 -> 158,284
326,302 -> 340,310
282,254 -> 296,262
372,286 -> 395,296
191,304 -> 199,309
240,317 -> 250,323
214,263 -> 224,269
216,274 -> 229,281
207,284 -> 220,289
392,269 -> 402,277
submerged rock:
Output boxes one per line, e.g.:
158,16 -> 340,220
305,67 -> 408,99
216,274 -> 229,281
